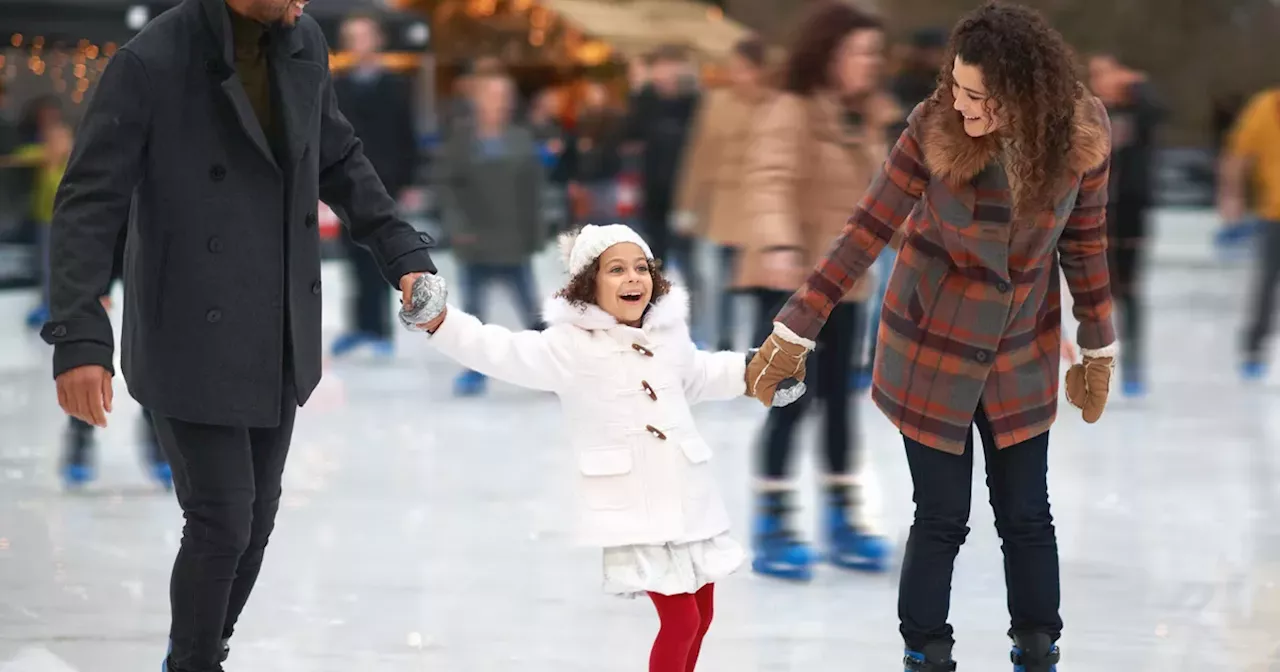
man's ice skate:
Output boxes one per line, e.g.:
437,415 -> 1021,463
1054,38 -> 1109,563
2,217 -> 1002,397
904,641 -> 957,671
750,490 -> 813,581
162,637 -> 228,671
1010,632 -> 1060,672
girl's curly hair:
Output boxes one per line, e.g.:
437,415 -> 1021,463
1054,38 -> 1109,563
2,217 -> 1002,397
936,1 -> 1085,215
554,256 -> 673,310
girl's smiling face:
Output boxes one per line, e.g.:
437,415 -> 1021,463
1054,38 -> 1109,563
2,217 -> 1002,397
594,243 -> 653,325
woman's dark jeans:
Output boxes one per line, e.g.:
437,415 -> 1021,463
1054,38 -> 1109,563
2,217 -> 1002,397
898,406 -> 1062,650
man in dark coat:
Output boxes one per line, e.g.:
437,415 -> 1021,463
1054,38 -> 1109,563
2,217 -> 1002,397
40,0 -> 437,669
330,9 -> 419,355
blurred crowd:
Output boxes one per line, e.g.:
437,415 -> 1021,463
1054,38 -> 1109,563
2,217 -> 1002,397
0,4 -> 1278,521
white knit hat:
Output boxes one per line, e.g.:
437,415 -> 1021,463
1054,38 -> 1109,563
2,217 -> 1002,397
558,224 -> 655,277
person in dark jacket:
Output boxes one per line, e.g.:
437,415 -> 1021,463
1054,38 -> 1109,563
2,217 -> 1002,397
1089,53 -> 1166,397
330,10 -> 420,356
564,81 -> 627,226
60,227 -> 169,488
891,28 -> 946,110
41,1 -> 437,670
625,45 -> 700,297
433,68 -> 548,396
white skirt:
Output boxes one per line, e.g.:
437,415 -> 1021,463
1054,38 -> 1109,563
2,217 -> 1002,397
601,533 -> 745,598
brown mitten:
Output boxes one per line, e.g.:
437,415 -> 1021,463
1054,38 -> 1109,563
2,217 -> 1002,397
1064,354 -> 1114,423
745,325 -> 813,406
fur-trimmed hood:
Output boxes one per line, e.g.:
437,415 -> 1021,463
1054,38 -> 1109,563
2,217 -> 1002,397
914,92 -> 1111,188
542,284 -> 690,333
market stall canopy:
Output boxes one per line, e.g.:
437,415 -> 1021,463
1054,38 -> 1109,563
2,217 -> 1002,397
535,0 -> 751,60
0,0 -> 431,50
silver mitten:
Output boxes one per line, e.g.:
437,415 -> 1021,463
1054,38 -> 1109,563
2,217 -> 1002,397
398,273 -> 448,331
772,378 -> 807,407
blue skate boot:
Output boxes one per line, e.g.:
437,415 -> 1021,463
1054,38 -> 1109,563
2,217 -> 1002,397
1121,377 -> 1146,398
1010,632 -> 1060,672
904,641 -> 957,671
824,482 -> 890,572
453,369 -> 487,396
61,419 -> 96,489
1242,358 -> 1268,381
25,303 -> 49,330
751,490 -> 814,581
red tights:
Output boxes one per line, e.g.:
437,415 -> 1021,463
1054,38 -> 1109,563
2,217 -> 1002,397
646,583 -> 715,672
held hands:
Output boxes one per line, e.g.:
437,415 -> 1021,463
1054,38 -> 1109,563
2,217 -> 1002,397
399,273 -> 449,333
1064,351 -> 1114,423
745,324 -> 813,407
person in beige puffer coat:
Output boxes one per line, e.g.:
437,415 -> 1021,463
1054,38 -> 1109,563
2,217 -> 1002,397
739,0 -> 903,582
673,36 -> 774,351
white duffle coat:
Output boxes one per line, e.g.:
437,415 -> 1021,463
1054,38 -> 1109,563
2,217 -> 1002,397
428,285 -> 746,549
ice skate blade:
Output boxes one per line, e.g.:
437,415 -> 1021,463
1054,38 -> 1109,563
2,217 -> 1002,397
751,558 -> 813,581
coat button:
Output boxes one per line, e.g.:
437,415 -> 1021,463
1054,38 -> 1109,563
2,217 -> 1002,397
975,350 -> 989,363
645,425 -> 667,440
311,281 -> 321,295
51,324 -> 67,338
631,343 -> 654,357
206,309 -> 222,323
209,164 -> 226,182
641,380 -> 657,401
207,236 -> 223,253
418,232 -> 433,244
304,212 -> 316,228
996,280 -> 1010,293
204,57 -> 221,74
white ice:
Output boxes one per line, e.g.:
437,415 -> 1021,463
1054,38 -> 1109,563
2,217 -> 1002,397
1,209 -> 1278,671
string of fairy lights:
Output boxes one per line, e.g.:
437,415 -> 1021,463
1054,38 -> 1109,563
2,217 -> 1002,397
5,33 -> 118,106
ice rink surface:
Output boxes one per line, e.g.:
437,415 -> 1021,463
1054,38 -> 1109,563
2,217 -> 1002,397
2,210 -> 1279,671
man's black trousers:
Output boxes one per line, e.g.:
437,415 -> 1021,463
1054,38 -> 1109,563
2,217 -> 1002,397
152,374 -> 297,672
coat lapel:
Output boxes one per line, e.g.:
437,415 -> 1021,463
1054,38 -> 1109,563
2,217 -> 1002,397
199,0 -> 276,168
269,25 -> 325,169
220,77 -> 277,168
198,0 -> 323,171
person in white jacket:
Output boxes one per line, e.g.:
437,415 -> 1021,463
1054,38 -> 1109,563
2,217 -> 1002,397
413,223 -> 790,672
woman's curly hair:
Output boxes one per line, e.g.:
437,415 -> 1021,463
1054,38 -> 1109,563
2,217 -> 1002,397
936,1 -> 1085,215
555,255 -> 673,310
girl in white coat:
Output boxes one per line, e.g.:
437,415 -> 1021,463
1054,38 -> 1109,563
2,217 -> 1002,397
415,223 -> 777,672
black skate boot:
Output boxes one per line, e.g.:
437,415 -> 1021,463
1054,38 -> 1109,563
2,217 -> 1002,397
904,640 -> 957,671
1010,631 -> 1060,672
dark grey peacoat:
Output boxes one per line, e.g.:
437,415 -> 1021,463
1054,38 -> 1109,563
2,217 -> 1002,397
40,0 -> 437,427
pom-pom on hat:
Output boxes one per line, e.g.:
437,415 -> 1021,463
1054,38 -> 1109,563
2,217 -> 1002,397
558,224 -> 655,277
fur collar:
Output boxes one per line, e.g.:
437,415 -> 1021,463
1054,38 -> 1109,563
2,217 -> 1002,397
916,93 -> 1110,188
543,284 -> 690,333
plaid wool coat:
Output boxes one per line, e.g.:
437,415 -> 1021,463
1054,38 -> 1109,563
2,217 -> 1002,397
776,93 -> 1116,454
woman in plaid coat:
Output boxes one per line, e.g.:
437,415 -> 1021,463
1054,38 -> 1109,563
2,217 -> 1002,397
744,3 -> 1116,671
